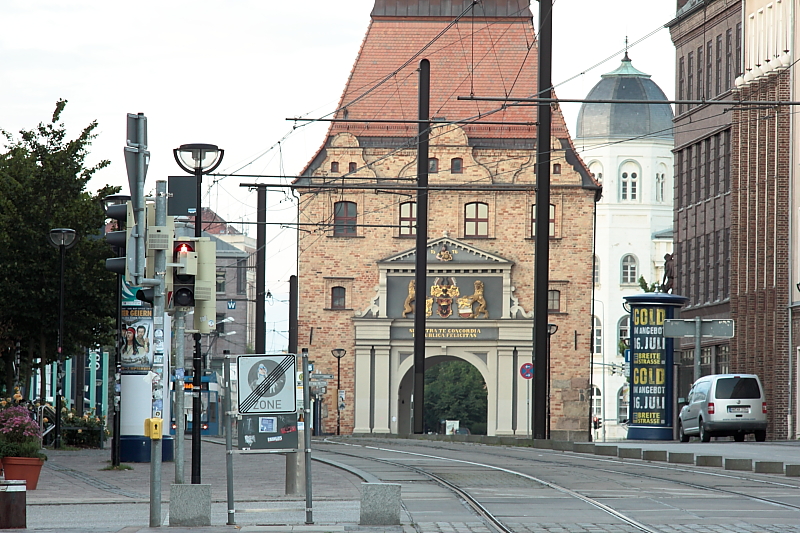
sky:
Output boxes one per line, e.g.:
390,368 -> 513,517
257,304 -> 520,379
1,0 -> 677,351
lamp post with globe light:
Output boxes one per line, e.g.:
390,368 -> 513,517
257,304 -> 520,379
173,143 -> 223,485
331,349 -> 346,435
48,228 -> 77,449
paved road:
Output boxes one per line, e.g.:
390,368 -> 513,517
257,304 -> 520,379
2,435 -> 800,532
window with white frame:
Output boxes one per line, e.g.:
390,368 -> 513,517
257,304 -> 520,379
621,254 -> 638,284
593,256 -> 600,285
619,161 -> 640,201
618,316 -> 630,352
591,385 -> 602,417
593,316 -> 602,354
617,385 -> 629,423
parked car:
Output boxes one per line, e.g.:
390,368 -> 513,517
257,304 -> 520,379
678,374 -> 767,442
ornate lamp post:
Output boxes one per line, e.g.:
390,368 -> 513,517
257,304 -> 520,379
173,143 -> 223,485
331,348 -> 346,435
48,228 -> 77,449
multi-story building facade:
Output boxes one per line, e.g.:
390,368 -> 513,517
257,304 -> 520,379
668,0 -> 742,402
294,0 -> 600,437
670,0 -> 797,439
732,0 -> 795,440
575,54 -> 675,440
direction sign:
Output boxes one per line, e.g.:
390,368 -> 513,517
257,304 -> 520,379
663,319 -> 735,338
310,373 -> 334,380
237,354 -> 297,414
520,362 -> 534,380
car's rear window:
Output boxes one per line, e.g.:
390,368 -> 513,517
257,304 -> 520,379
714,377 -> 761,399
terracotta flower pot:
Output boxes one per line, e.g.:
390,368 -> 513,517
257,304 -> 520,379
2,457 -> 44,490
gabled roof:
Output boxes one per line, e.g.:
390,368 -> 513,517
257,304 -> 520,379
379,236 -> 512,265
301,0 -> 575,176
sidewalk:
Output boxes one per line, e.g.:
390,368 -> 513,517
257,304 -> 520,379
6,436 -> 409,532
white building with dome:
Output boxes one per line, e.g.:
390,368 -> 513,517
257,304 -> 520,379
574,53 -> 674,441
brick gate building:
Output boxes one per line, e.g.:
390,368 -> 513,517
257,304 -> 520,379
294,0 -> 600,437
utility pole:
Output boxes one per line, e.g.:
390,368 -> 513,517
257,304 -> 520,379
412,58 -> 430,435
533,0 -> 553,440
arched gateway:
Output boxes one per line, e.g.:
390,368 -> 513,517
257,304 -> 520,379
351,237 -> 536,436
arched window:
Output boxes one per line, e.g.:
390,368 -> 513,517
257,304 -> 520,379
593,256 -> 600,285
399,201 -> 416,236
428,157 -> 439,173
588,161 -> 603,185
621,254 -> 638,284
331,286 -> 346,309
330,161 -> 339,173
531,204 -> 556,238
593,316 -> 602,355
348,162 -> 357,173
655,173 -> 665,202
547,290 -> 560,312
333,201 -> 357,236
451,158 -> 463,174
618,316 -> 630,352
617,385 -> 629,423
619,162 -> 640,201
591,385 -> 602,417
465,202 -> 489,237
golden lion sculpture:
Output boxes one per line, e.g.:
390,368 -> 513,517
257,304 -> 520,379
402,280 -> 415,318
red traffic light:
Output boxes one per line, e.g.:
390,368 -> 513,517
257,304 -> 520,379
174,241 -> 194,254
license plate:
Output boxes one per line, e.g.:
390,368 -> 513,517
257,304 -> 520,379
728,406 -> 750,413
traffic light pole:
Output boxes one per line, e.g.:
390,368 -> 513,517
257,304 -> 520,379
148,180 -> 168,527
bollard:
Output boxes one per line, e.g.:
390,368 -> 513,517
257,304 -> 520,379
360,483 -> 401,525
0,480 -> 26,529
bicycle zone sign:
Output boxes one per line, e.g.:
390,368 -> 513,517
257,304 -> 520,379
237,354 -> 297,414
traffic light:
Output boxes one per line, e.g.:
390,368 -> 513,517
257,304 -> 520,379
104,200 -> 135,278
172,239 -> 198,307
592,416 -> 602,430
193,238 -> 217,334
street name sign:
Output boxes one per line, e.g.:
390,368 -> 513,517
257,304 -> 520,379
237,354 -> 296,414
310,373 -> 334,380
663,319 -> 735,338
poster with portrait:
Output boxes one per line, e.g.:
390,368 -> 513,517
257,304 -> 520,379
120,306 -> 153,374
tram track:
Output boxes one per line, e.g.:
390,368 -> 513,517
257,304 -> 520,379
317,437 -> 800,532
320,439 -> 662,533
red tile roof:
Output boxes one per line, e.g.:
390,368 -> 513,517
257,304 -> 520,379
302,1 -> 573,174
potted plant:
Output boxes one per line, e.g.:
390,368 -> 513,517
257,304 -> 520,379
0,402 -> 47,490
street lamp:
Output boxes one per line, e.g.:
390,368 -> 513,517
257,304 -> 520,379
174,143 -> 223,485
331,348 -> 346,435
102,193 -> 130,467
48,228 -> 77,449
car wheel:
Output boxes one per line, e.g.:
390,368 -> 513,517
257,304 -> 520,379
733,433 -> 745,442
699,419 -> 711,442
679,422 -> 690,442
755,430 -> 766,442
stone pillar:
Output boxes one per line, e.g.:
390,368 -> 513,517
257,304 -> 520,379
353,347 -> 373,434
372,346 -> 392,433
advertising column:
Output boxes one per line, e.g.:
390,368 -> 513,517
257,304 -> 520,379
119,278 -> 173,461
624,293 -> 688,441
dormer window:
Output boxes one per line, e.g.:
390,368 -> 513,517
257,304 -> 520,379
330,161 -> 339,173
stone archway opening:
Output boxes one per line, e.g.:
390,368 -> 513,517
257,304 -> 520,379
396,355 -> 488,436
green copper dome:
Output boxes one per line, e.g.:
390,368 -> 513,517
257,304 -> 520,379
576,54 -> 674,140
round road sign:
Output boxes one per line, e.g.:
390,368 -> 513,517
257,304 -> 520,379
520,362 -> 534,380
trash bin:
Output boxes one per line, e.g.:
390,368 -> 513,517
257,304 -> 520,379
0,479 -> 26,528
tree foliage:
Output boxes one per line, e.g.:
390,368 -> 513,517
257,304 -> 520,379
0,100 -> 119,396
424,360 -> 487,434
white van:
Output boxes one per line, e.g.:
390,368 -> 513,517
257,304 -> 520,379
678,374 -> 767,442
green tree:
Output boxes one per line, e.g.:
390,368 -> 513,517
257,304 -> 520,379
0,100 -> 119,397
424,360 -> 487,434
638,276 -> 659,293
